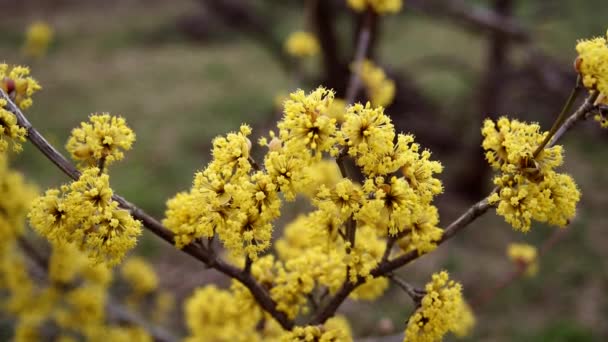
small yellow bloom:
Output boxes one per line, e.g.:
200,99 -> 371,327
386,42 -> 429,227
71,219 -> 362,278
404,271 -> 475,342
0,63 -> 42,110
575,30 -> 608,94
23,21 -> 54,58
347,0 -> 403,15
281,316 -> 353,341
284,31 -> 320,58
121,257 -> 159,295
66,113 -> 136,170
507,243 -> 538,276
354,60 -> 396,107
0,100 -> 27,153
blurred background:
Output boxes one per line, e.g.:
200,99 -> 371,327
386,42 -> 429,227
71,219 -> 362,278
2,0 -> 607,340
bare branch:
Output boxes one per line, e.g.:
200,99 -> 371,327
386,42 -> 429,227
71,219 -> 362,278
548,91 -> 600,148
345,10 -> 375,104
389,275 -> 425,304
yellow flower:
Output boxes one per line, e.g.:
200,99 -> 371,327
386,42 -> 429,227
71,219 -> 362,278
209,124 -> 253,177
0,155 -> 37,245
575,30 -> 608,94
0,64 -> 42,110
121,257 -> 159,295
354,60 -> 396,107
66,113 -> 136,170
482,118 -> 580,232
29,168 -> 142,266
397,205 -> 443,255
482,117 -> 562,177
281,316 -> 353,341
315,178 -> 363,223
327,98 -> 347,123
0,100 -> 27,153
347,0 -> 402,14
184,285 -> 262,342
23,21 -> 54,58
284,31 -> 320,58
341,102 -> 395,175
279,87 -> 337,157
507,243 -> 538,276
357,176 -> 420,236
404,271 -> 475,342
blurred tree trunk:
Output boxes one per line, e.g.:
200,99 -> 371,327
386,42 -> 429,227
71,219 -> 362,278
458,0 -> 514,199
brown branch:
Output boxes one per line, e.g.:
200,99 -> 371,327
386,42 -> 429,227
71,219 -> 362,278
389,275 -> 425,303
0,89 -> 294,331
548,91 -> 599,148
345,10 -> 375,104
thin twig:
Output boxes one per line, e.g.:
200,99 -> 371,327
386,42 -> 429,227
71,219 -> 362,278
0,89 -> 294,331
548,91 -> 599,148
471,227 -> 570,310
533,76 -> 582,157
389,275 -> 425,304
345,10 -> 374,104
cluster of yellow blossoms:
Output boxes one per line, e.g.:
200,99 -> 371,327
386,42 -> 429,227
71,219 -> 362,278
285,31 -> 320,59
354,60 -> 396,107
482,118 -> 580,232
0,154 -> 168,341
347,0 -> 402,15
175,86 -> 455,339
404,271 -> 475,342
577,31 -> 608,129
0,63 -> 41,110
576,30 -> 608,95
29,114 -> 142,266
0,155 -> 37,247
66,113 -> 136,169
507,243 -> 539,277
184,283 -> 353,341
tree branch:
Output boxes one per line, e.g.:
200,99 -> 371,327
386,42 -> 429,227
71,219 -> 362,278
0,89 -> 294,331
345,10 -> 375,104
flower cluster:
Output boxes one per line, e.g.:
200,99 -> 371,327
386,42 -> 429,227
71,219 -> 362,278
0,63 -> 41,110
482,118 -> 580,231
121,256 -> 159,296
2,237 -> 163,341
339,103 -> 444,250
575,30 -> 608,94
0,99 -> 27,153
29,168 -> 142,266
184,282 -> 354,342
66,113 -> 136,170
285,31 -> 320,58
281,317 -> 352,341
0,155 -> 37,246
404,271 -> 475,342
354,60 -> 396,107
23,21 -> 54,58
184,285 -> 266,342
507,243 -> 538,276
347,0 -> 402,15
